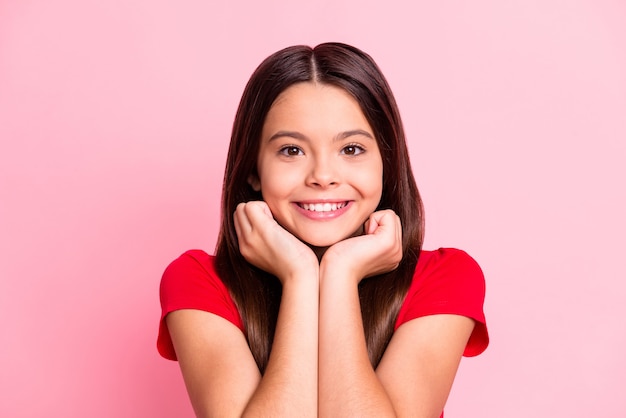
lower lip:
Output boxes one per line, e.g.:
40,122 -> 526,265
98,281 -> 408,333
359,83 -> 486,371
293,201 -> 352,220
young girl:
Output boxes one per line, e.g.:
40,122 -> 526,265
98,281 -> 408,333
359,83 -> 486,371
157,42 -> 488,418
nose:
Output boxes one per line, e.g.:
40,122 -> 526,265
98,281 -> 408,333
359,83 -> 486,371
306,156 -> 339,188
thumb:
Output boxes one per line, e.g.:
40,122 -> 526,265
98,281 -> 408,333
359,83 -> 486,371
365,213 -> 381,235
248,200 -> 274,220
368,210 -> 400,235
261,202 -> 274,219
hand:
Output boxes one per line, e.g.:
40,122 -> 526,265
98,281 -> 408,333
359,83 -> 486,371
321,209 -> 403,283
234,201 -> 318,283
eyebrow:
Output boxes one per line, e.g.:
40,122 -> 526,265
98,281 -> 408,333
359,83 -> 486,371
268,131 -> 308,142
337,129 -> 375,141
268,129 -> 375,142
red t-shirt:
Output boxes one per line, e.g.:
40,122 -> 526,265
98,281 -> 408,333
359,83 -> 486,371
158,247 -> 489,360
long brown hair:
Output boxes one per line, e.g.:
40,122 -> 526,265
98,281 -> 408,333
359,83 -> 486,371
214,43 -> 424,372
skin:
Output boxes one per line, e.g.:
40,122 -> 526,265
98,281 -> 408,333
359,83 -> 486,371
167,82 -> 475,417
249,82 -> 384,254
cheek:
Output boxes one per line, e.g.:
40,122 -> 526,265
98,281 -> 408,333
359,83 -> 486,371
365,164 -> 384,196
259,175 -> 291,199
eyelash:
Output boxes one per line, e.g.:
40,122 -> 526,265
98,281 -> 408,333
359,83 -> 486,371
277,143 -> 366,157
341,143 -> 365,156
278,145 -> 304,156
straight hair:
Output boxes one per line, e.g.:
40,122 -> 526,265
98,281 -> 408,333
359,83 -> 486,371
214,43 -> 424,372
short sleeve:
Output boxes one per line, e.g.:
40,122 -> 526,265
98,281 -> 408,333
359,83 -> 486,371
157,250 -> 244,360
395,248 -> 489,357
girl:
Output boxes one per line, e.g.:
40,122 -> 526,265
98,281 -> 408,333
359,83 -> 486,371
157,42 -> 488,417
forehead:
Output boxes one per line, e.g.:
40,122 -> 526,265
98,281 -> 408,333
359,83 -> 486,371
263,82 -> 372,134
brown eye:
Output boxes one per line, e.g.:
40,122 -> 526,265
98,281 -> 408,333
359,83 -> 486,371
342,144 -> 364,156
280,146 -> 303,156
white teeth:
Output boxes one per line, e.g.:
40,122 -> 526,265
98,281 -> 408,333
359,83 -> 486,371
301,202 -> 346,212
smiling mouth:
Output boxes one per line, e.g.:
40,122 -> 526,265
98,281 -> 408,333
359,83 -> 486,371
298,202 -> 349,212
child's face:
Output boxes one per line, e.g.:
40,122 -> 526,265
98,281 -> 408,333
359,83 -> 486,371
250,82 -> 383,248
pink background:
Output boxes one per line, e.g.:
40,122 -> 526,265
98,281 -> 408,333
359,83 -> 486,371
1,1 -> 625,416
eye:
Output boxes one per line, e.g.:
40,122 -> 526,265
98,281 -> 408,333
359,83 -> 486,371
279,146 -> 304,156
341,144 -> 365,156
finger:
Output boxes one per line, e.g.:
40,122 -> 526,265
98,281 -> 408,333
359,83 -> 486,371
370,211 -> 402,253
366,215 -> 379,235
363,218 -> 371,235
260,201 -> 273,218
368,210 -> 394,235
243,201 -> 274,231
395,213 -> 402,240
234,202 -> 251,236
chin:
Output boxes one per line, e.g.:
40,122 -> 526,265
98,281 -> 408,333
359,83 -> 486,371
302,237 -> 339,248
296,226 -> 364,248
300,233 -> 351,248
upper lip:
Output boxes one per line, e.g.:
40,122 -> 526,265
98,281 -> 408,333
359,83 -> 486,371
296,199 -> 349,204
296,201 -> 350,211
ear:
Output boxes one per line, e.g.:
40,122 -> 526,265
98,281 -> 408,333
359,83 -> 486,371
248,175 -> 261,192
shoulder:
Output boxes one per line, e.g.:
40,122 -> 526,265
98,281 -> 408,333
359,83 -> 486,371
416,247 -> 482,273
160,250 -> 225,303
413,248 -> 485,292
160,249 -> 238,313
396,248 -> 489,356
162,249 -> 216,277
157,249 -> 244,360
